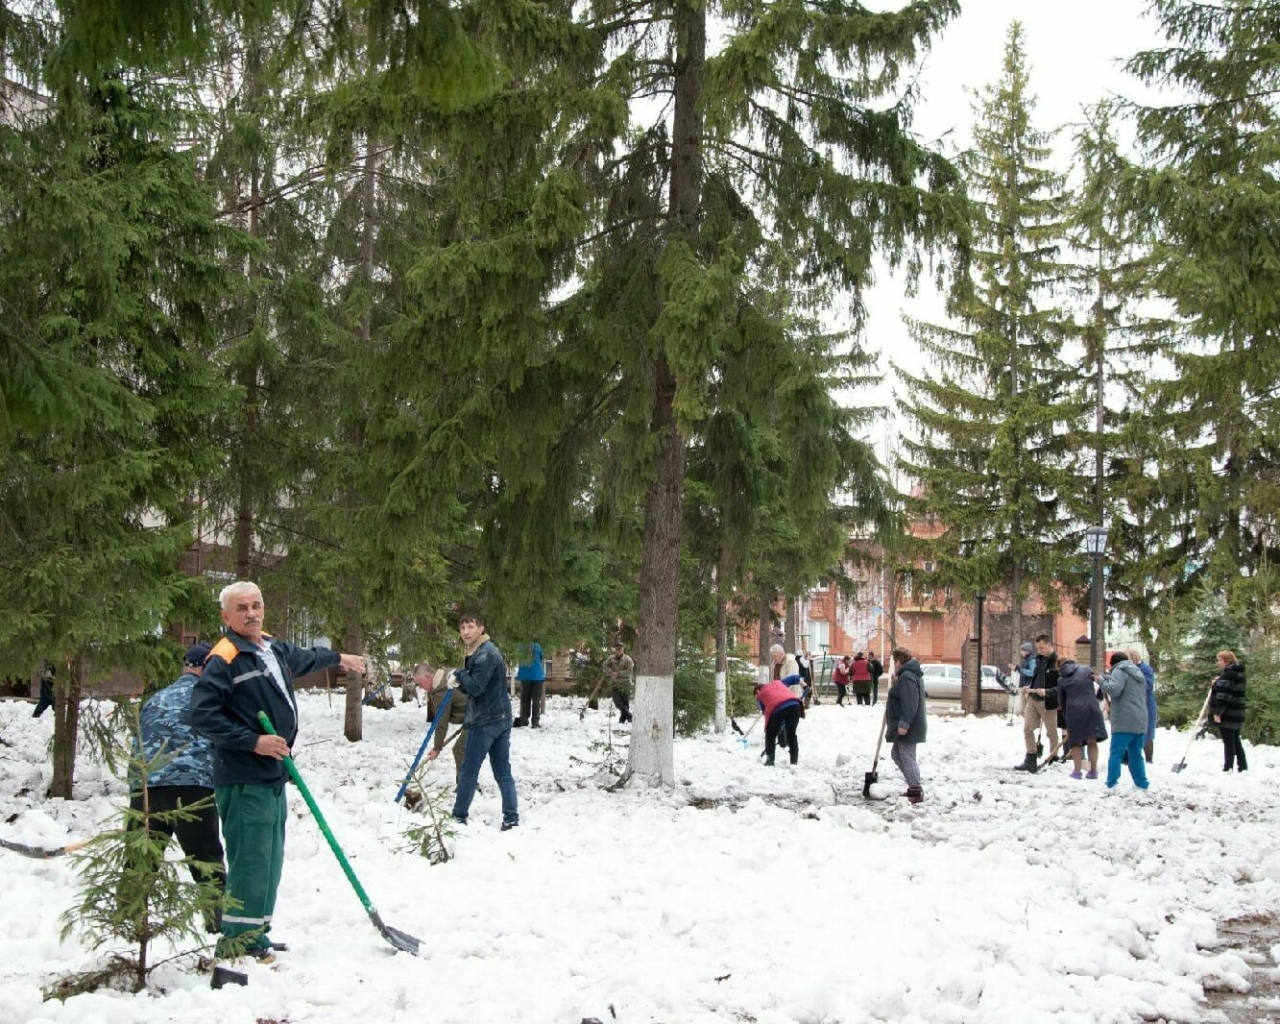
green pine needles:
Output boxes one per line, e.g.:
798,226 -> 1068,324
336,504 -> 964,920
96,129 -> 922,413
53,705 -> 225,997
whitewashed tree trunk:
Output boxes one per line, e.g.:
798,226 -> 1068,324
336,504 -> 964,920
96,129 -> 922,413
629,674 -> 674,785
714,582 -> 727,733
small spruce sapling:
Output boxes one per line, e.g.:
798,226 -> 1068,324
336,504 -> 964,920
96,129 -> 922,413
54,703 -> 225,996
401,765 -> 456,865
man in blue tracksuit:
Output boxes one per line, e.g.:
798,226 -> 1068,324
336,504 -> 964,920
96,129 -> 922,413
447,612 -> 519,830
190,581 -> 366,960
130,643 -> 225,931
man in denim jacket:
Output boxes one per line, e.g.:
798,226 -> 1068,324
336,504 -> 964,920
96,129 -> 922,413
447,612 -> 519,830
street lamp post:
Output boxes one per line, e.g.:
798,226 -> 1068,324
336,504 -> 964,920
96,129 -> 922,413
974,591 -> 986,714
1084,526 -> 1108,673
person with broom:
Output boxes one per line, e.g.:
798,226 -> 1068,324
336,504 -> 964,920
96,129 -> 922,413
885,647 -> 927,803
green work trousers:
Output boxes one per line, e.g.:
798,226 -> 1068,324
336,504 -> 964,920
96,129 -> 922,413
215,782 -> 286,953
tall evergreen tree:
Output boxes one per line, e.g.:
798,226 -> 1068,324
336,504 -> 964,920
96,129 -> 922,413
0,67 -> 236,797
404,0 -> 967,785
1065,106 -> 1171,643
1114,0 -> 1280,627
896,20 -> 1084,664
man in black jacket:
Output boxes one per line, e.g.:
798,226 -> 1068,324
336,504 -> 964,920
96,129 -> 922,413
190,581 -> 365,960
1015,633 -> 1059,772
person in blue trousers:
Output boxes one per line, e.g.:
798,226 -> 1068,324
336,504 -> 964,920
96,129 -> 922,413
1100,651 -> 1149,789
447,612 -> 519,830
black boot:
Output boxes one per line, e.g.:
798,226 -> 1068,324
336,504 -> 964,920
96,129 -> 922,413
906,786 -> 924,804
1014,752 -> 1038,773
764,756 -> 775,766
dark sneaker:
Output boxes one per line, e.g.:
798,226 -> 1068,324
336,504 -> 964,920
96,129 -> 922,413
512,719 -> 527,728
501,820 -> 519,832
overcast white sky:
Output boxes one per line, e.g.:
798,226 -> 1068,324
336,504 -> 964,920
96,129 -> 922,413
858,0 -> 1169,419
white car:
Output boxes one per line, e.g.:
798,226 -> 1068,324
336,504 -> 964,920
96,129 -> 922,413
919,663 -> 1013,699
920,663 -> 963,698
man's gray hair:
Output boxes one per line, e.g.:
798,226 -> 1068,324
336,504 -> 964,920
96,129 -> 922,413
410,662 -> 434,678
219,581 -> 263,610
1127,646 -> 1146,664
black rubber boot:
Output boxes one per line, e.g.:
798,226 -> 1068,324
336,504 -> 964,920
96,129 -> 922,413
906,786 -> 924,804
1014,752 -> 1038,772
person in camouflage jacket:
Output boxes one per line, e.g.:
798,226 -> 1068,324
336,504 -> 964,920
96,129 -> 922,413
129,643 -> 226,931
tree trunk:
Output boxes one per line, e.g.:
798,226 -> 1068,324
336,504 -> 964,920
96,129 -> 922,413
714,577 -> 727,734
232,67 -> 263,580
628,358 -> 684,786
784,596 -> 798,652
757,590 -> 772,668
341,137 -> 378,744
48,657 -> 83,799
1010,561 -> 1023,668
626,0 -> 703,788
343,616 -> 363,742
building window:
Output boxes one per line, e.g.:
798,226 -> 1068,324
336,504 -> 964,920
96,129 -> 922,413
808,620 -> 829,652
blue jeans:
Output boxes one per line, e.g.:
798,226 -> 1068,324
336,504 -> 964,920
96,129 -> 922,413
451,720 -> 519,825
1107,732 -> 1149,788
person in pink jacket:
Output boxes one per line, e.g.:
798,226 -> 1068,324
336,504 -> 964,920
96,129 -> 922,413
755,678 -> 803,766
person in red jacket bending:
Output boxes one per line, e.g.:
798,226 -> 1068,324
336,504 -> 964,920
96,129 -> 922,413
755,678 -> 803,766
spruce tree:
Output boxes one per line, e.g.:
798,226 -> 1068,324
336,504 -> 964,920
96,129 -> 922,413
1113,0 -> 1280,625
896,21 -> 1084,665
1065,106 -> 1170,643
400,0 -> 967,785
0,60 -> 236,797
58,704 -> 224,995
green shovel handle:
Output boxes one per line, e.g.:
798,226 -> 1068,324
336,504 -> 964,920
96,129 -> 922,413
256,710 -> 376,913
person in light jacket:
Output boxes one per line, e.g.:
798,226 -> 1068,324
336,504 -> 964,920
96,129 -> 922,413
1099,651 -> 1149,789
885,648 -> 927,803
1210,650 -> 1247,772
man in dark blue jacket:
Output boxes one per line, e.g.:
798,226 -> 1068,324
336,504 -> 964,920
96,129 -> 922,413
190,581 -> 365,960
447,612 -> 519,830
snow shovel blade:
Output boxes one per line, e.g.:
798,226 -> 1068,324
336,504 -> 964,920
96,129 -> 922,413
1171,759 -> 1187,773
862,769 -> 878,797
370,909 -> 421,956
257,711 -> 421,957
210,965 -> 248,989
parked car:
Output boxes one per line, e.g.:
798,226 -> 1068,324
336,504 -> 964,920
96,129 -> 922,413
919,663 -> 1014,700
920,663 -> 963,699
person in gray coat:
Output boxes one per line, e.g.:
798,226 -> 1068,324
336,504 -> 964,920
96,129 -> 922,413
885,648 -> 927,803
1100,652 -> 1149,789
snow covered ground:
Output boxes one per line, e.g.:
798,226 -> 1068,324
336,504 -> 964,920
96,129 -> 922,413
2,691 -> 1279,1024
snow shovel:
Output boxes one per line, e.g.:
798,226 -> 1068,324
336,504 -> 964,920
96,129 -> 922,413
0,834 -> 91,858
737,714 -> 763,748
394,687 -> 455,803
862,705 -> 891,799
1172,687 -> 1215,773
579,676 -> 609,720
256,711 -> 421,956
